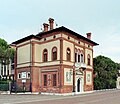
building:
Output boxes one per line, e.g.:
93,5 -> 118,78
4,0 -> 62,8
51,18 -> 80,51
12,18 -> 98,93
0,60 -> 14,80
0,44 -> 15,80
117,70 -> 120,89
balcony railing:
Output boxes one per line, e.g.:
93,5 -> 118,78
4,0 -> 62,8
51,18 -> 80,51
75,62 -> 87,70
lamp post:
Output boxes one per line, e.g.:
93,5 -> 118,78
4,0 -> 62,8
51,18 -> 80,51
72,65 -> 75,92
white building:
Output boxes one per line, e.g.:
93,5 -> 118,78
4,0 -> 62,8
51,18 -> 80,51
0,59 -> 14,80
117,70 -> 120,89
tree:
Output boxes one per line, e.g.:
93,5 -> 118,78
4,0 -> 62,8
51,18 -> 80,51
0,38 -> 15,75
94,55 -> 119,90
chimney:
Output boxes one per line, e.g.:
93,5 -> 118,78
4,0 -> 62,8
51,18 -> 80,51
49,18 -> 54,30
86,32 -> 91,40
43,23 -> 49,32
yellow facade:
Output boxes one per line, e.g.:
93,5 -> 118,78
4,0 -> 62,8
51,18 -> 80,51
17,44 -> 31,68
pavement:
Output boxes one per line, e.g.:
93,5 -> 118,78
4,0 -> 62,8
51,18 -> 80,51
0,89 -> 120,104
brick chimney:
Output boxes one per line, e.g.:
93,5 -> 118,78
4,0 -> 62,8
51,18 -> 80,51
43,23 -> 49,32
49,18 -> 54,30
86,33 -> 91,40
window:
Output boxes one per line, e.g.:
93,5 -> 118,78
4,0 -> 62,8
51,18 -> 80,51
81,54 -> 84,63
7,70 -> 9,75
18,73 -> 21,79
52,47 -> 57,61
68,36 -> 70,40
87,54 -> 91,65
78,54 -> 80,62
78,49 -> 81,62
75,53 -> 77,62
75,48 -> 77,62
67,48 -> 71,61
53,35 -> 56,38
27,72 -> 30,78
21,72 -> 27,78
44,38 -> 46,41
53,74 -> 57,86
43,74 -> 47,86
43,49 -> 48,62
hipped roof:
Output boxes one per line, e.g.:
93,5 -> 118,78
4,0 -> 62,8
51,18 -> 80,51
12,26 -> 98,46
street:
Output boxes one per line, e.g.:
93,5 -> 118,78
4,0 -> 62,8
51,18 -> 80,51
0,90 -> 120,104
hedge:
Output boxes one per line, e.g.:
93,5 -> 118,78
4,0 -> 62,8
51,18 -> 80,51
0,83 -> 9,91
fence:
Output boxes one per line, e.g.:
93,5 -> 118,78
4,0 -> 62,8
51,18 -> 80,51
0,81 -> 9,91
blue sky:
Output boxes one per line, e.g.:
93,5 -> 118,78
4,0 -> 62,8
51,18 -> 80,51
0,0 -> 120,63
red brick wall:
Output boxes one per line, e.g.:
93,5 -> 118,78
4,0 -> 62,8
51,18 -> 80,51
84,69 -> 93,91
16,66 -> 40,92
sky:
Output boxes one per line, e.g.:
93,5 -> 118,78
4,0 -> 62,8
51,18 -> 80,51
0,0 -> 120,63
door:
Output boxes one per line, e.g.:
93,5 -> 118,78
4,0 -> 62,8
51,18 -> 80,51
77,78 -> 81,92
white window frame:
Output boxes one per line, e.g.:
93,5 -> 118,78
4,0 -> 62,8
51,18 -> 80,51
21,72 -> 27,78
18,73 -> 21,79
27,72 -> 30,79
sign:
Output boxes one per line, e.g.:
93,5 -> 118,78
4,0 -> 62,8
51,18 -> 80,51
22,80 -> 26,83
21,72 -> 26,78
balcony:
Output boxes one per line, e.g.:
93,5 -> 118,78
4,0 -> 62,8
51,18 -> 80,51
75,62 -> 87,70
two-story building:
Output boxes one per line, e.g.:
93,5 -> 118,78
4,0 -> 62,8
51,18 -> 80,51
12,18 -> 98,93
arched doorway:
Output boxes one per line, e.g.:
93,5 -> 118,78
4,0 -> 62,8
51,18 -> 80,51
77,78 -> 81,92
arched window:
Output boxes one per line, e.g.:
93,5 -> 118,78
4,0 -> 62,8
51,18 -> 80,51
81,54 -> 84,63
78,49 -> 81,62
43,49 -> 48,62
67,48 -> 71,61
81,50 -> 84,63
75,48 -> 77,62
87,54 -> 91,65
52,47 -> 57,61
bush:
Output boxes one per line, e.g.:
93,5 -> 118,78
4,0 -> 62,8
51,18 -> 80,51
0,83 -> 9,91
0,80 -> 12,91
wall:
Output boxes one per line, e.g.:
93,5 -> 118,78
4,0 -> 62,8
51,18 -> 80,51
34,40 -> 60,66
63,40 -> 74,62
117,77 -> 120,89
17,44 -> 31,68
64,68 -> 73,85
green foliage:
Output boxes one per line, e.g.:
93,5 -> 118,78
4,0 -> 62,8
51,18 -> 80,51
0,80 -> 10,91
0,38 -> 15,64
94,55 -> 119,90
0,84 -> 9,91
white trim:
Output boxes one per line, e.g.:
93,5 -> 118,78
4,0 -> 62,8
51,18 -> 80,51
18,73 -> 21,79
27,72 -> 30,79
75,75 -> 84,93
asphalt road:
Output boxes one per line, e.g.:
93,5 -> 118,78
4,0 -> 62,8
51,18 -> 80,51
0,90 -> 120,104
